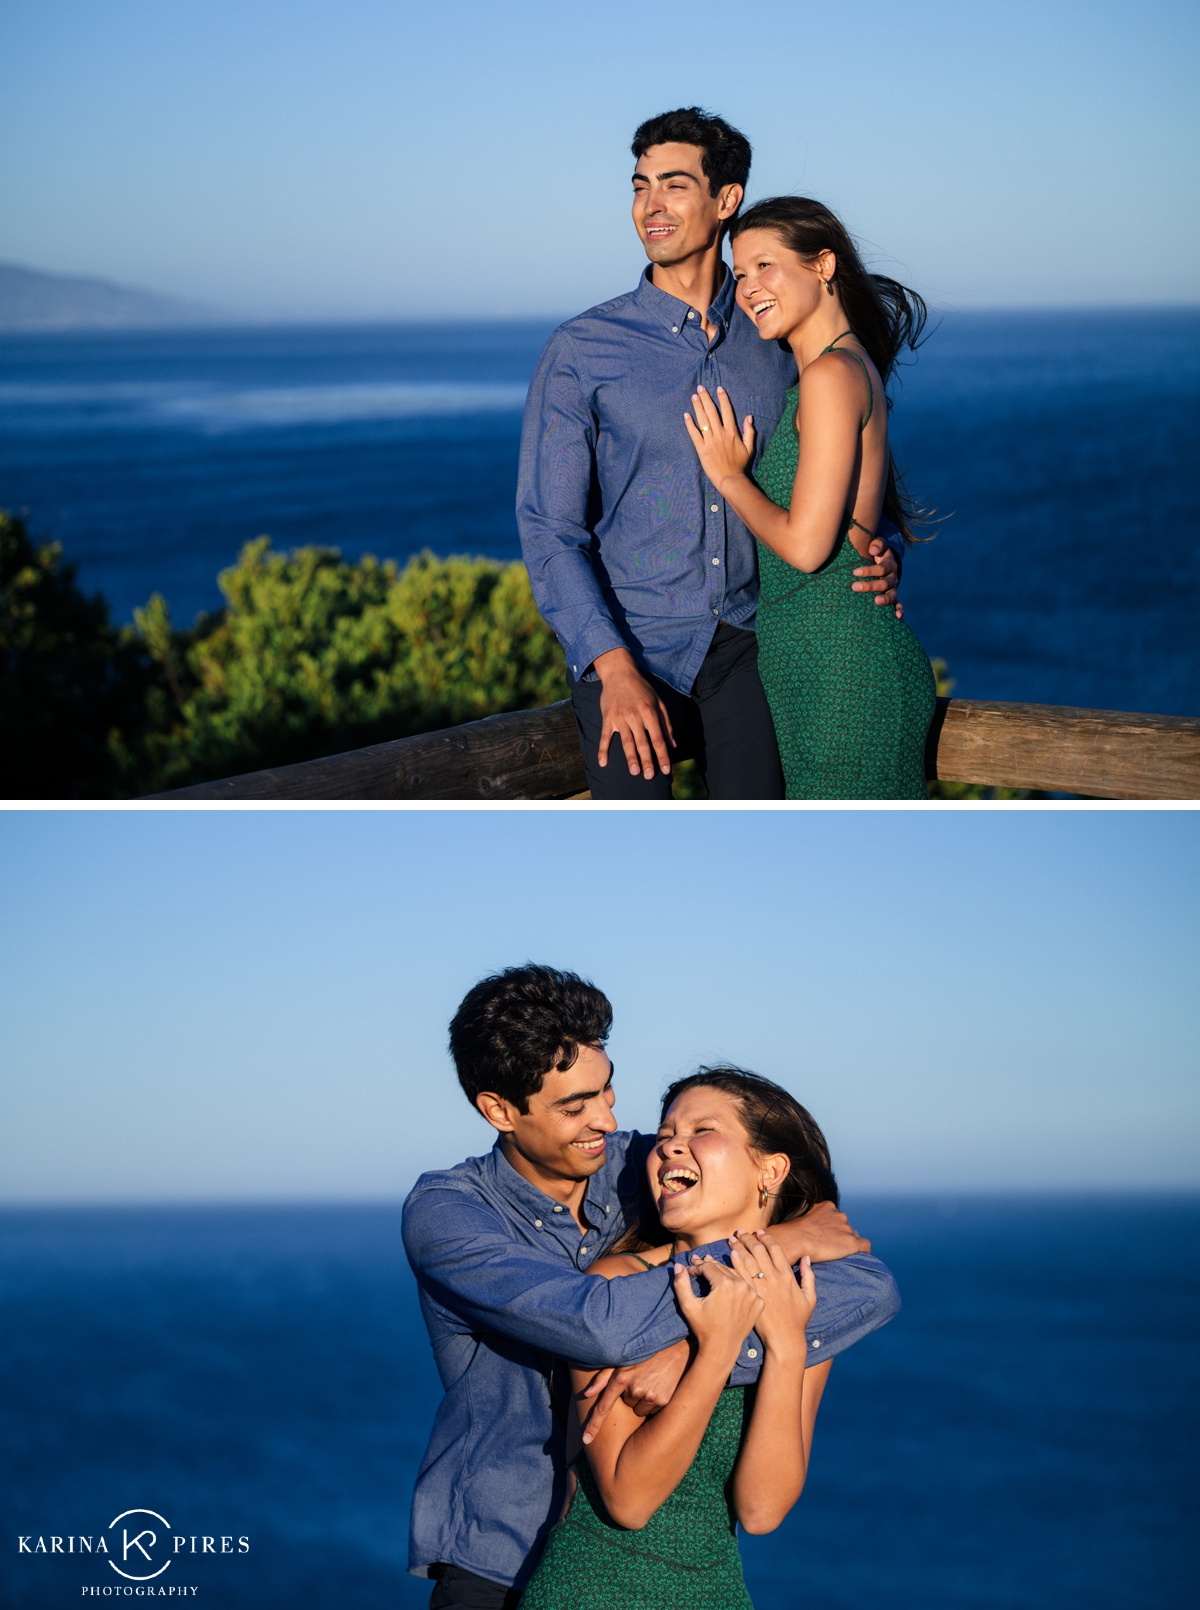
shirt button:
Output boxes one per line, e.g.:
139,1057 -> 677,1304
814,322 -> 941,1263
553,1205 -> 564,1212
671,325 -> 679,333
687,311 -> 695,319
710,503 -> 719,512
534,1220 -> 542,1228
746,1348 -> 758,1358
811,1338 -> 821,1348
712,607 -> 719,616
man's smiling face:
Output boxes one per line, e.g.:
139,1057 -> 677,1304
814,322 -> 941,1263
631,141 -> 741,269
482,1042 -> 618,1185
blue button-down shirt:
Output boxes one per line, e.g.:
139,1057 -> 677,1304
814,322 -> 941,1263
517,265 -> 800,696
403,1132 -> 901,1589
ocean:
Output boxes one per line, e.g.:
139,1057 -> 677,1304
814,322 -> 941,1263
1,309 -> 1198,717
2,1197 -> 1196,1610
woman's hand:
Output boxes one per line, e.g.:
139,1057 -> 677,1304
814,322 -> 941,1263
729,1232 -> 816,1360
684,385 -> 755,492
673,1255 -> 763,1370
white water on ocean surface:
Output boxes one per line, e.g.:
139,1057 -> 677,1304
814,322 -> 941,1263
0,378 -> 530,433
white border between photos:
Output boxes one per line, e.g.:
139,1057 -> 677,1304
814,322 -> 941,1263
3,799 -> 1197,813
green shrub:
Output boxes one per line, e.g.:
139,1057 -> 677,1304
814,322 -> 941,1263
670,758 -> 708,800
0,511 -> 157,798
138,539 -> 570,792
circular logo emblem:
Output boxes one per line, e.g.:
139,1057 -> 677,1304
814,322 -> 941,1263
108,1509 -> 172,1581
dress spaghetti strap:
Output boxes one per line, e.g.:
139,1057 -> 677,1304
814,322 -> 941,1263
820,330 -> 874,429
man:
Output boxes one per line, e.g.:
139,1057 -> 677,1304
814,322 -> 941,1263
517,108 -> 905,799
403,965 -> 900,1608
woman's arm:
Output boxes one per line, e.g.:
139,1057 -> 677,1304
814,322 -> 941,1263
734,1353 -> 832,1532
573,1255 -> 763,1530
728,1234 -> 826,1532
684,356 -> 872,572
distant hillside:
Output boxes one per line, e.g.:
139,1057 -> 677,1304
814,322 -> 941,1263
0,262 -> 221,331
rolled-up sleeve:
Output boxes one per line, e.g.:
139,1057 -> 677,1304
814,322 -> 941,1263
516,328 -> 629,678
801,1253 -> 901,1360
877,516 -> 906,575
728,1252 -> 901,1382
403,1181 -> 687,1369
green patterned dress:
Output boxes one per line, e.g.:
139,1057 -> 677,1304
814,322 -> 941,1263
754,360 -> 935,799
519,1387 -> 755,1610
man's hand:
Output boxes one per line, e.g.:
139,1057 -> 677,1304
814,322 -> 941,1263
593,647 -> 676,779
735,1200 -> 871,1265
578,1337 -> 691,1444
851,538 -> 903,620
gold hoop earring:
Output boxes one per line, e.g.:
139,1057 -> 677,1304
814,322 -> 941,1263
759,1183 -> 769,1209
825,278 -> 835,296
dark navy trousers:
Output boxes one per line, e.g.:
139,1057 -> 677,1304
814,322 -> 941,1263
429,1563 -> 521,1608
567,623 -> 785,800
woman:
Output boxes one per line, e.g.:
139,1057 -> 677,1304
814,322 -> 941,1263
685,197 -> 936,799
520,1069 -> 837,1610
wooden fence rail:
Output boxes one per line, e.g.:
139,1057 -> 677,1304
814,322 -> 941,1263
153,698 -> 1200,801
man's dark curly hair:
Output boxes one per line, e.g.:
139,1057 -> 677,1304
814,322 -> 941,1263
449,964 -> 613,1113
631,106 -> 752,199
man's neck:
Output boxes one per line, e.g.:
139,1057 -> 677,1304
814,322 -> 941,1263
648,241 -> 726,340
500,1135 -> 591,1226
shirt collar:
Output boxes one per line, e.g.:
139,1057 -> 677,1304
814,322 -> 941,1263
710,260 -> 737,326
634,260 -> 734,338
486,1136 -> 618,1224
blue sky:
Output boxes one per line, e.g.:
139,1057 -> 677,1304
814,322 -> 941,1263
1,808 -> 1195,1204
2,0 -> 1196,317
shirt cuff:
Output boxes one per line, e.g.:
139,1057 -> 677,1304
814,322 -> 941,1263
564,620 -> 631,682
681,1237 -> 734,1266
878,517 -> 905,577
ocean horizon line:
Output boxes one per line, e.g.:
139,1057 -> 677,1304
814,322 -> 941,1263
3,301 -> 1200,339
2,1184 -> 1197,1214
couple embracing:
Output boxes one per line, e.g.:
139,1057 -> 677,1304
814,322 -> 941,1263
518,107 -> 937,800
403,964 -> 901,1608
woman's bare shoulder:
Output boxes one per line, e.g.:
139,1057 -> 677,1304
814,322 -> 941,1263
588,1246 -> 674,1280
798,347 -> 880,432
801,346 -> 876,393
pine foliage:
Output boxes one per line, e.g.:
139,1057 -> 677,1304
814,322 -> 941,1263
2,519 -> 568,797
0,512 -> 155,798
140,540 -> 570,792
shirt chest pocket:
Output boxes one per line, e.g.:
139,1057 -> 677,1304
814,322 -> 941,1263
743,390 -> 789,468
